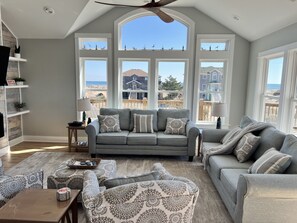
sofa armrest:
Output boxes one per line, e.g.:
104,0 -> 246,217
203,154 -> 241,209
186,121 -> 200,156
235,174 -> 297,223
85,120 -> 99,154
201,128 -> 229,143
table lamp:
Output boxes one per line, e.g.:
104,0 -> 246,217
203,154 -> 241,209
212,102 -> 227,129
77,98 -> 92,125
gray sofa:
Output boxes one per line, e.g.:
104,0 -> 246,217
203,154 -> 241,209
85,108 -> 200,161
202,116 -> 297,223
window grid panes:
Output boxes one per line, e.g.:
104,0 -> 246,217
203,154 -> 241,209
120,61 -> 149,109
157,61 -> 185,109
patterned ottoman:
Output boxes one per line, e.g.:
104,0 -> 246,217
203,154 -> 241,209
47,159 -> 116,190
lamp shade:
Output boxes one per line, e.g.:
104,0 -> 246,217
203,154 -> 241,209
77,98 -> 92,111
212,102 -> 227,117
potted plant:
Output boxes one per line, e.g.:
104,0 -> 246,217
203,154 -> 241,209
14,102 -> 26,111
14,45 -> 21,58
13,77 -> 26,85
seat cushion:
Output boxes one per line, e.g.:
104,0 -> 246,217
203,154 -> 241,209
127,132 -> 157,145
157,109 -> 189,131
97,131 -> 129,145
209,155 -> 253,179
220,169 -> 248,203
100,108 -> 130,131
157,132 -> 188,146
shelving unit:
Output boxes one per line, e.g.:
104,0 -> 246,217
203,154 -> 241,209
5,85 -> 29,89
7,110 -> 30,118
9,56 -> 27,62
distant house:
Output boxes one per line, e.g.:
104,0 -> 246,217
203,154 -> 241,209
122,69 -> 148,100
199,67 -> 224,101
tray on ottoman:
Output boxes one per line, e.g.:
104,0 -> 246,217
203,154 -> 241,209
67,158 -> 101,169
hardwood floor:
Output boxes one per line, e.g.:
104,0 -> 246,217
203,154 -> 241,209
1,142 -> 87,170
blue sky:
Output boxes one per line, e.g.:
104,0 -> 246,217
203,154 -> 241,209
267,57 -> 283,84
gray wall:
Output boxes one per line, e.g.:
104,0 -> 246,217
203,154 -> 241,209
246,22 -> 297,116
20,7 -> 250,137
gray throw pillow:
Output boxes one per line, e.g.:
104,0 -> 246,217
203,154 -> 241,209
164,118 -> 188,135
221,127 -> 241,144
0,170 -> 43,207
234,133 -> 260,163
103,171 -> 160,189
98,114 -> 121,133
133,114 -> 154,133
248,148 -> 292,174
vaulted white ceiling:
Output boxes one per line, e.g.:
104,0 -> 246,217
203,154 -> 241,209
1,0 -> 297,41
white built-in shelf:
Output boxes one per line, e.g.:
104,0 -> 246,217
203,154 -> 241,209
9,57 -> 27,62
5,85 -> 29,89
7,110 -> 30,118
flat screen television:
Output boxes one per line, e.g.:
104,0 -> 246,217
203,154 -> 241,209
0,46 -> 10,86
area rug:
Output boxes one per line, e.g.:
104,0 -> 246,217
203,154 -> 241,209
7,152 -> 232,223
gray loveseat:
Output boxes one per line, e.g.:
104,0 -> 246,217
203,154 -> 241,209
86,108 -> 200,161
202,116 -> 297,223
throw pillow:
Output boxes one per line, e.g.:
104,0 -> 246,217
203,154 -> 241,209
0,170 -> 43,207
133,114 -> 154,133
103,171 -> 160,189
164,117 -> 188,135
248,148 -> 292,174
98,114 -> 121,133
221,127 -> 241,144
234,133 -> 261,163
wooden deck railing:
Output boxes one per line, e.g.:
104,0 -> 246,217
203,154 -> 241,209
88,98 -> 283,124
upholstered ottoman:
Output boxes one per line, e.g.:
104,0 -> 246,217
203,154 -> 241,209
47,159 -> 116,190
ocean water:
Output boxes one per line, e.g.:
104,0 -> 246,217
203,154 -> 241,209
267,84 -> 281,90
86,81 -> 107,86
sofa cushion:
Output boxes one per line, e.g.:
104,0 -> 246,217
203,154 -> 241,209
220,169 -> 248,203
103,171 -> 160,189
100,108 -> 130,131
280,134 -> 297,174
157,109 -> 189,131
253,127 -> 286,160
157,132 -> 188,146
97,131 -> 129,145
234,133 -> 260,163
127,132 -> 157,145
133,114 -> 154,133
130,109 -> 158,132
248,148 -> 291,174
209,155 -> 253,179
164,118 -> 188,135
98,114 -> 121,133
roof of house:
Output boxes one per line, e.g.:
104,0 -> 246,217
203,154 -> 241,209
122,69 -> 148,77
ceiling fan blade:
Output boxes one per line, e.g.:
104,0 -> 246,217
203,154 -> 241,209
156,0 -> 177,7
94,1 -> 141,7
148,8 -> 174,23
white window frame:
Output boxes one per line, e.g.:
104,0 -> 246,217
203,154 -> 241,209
193,34 -> 235,127
254,41 -> 297,133
114,8 -> 195,110
75,33 -> 113,120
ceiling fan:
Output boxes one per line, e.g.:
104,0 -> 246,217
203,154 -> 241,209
94,0 -> 177,23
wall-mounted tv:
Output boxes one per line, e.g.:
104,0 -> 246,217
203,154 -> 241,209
0,46 -> 10,86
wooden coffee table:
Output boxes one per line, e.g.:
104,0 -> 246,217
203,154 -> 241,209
0,189 -> 80,223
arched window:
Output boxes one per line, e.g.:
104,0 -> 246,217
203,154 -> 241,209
115,9 -> 195,110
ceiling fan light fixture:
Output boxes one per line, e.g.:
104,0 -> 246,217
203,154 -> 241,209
43,6 -> 55,15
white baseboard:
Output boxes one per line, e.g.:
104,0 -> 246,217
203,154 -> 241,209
0,146 -> 10,157
10,136 -> 24,147
24,135 -> 87,143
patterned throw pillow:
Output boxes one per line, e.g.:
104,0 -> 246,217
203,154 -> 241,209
248,148 -> 292,174
221,127 -> 241,144
98,114 -> 121,133
0,170 -> 43,207
164,118 -> 188,135
234,133 -> 261,163
133,114 -> 154,133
